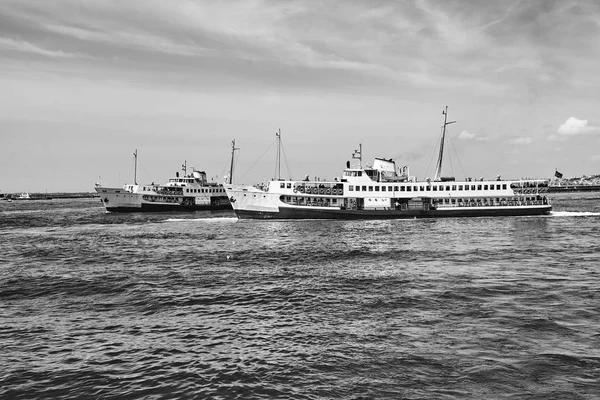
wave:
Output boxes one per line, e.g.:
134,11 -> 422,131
551,211 -> 600,217
162,217 -> 238,222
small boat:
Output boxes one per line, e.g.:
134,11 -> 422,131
96,147 -> 236,212
224,108 -> 552,219
14,193 -> 32,200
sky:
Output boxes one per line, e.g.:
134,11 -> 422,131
1,0 -> 600,193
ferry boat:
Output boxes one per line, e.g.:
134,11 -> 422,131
14,193 -> 32,200
96,149 -> 233,212
224,108 -> 552,219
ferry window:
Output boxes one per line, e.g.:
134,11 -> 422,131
496,184 -> 501,190
458,185 -> 463,190
503,184 -> 507,190
349,185 -> 354,191
452,185 -> 456,190
389,186 -> 394,191
477,185 -> 482,190
426,186 -> 431,191
358,171 -> 362,177
407,186 -> 412,192
382,186 -> 386,192
401,186 -> 405,192
369,186 -> 373,192
287,183 -> 292,188
420,186 -> 425,191
394,186 -> 399,191
356,186 -> 361,191
471,185 -> 476,190
375,186 -> 380,192
484,185 -> 488,190
432,186 -> 437,191
280,183 -> 285,188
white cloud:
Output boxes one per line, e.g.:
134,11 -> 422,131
0,37 -> 84,58
458,130 -> 475,140
457,130 -> 492,142
557,117 -> 600,136
509,137 -> 533,145
548,134 -> 566,142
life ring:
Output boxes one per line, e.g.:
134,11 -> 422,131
333,189 -> 338,195
299,186 -> 304,193
293,188 -> 298,193
325,188 -> 331,195
319,188 -> 325,195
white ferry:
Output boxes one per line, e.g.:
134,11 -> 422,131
224,109 -> 551,219
96,149 -> 233,213
14,193 -> 32,200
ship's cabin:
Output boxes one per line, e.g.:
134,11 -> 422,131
342,158 -> 409,184
165,170 -> 208,187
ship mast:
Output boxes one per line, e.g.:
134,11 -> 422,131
352,143 -> 363,169
434,106 -> 456,181
133,149 -> 138,185
229,139 -> 238,184
181,160 -> 187,176
275,129 -> 281,180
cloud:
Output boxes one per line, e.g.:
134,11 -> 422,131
457,130 -> 491,142
0,37 -> 84,58
508,137 -> 533,145
557,117 -> 600,136
2,0 -> 600,100
458,130 -> 475,140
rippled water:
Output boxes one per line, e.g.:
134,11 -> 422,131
1,194 -> 599,399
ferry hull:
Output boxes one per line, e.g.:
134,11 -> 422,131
105,203 -> 232,213
234,205 -> 552,220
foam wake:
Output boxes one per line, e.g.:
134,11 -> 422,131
163,217 -> 238,222
551,211 -> 600,217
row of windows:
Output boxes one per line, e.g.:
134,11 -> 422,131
348,183 -> 508,192
185,188 -> 224,194
343,171 -> 363,177
283,196 -> 339,206
170,179 -> 195,183
436,196 -> 547,207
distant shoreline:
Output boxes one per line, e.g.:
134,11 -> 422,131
1,192 -> 99,200
548,185 -> 600,193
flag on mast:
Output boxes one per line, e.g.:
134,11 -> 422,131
554,169 -> 563,179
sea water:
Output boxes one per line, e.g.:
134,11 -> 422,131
1,194 -> 599,399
